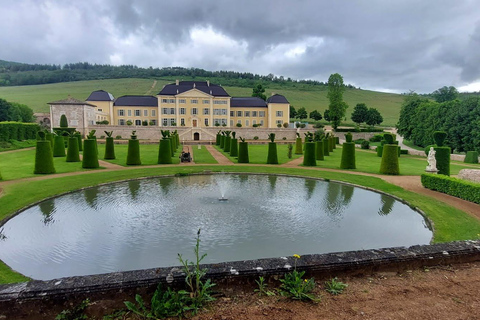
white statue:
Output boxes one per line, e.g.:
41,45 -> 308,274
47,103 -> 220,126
426,147 -> 437,172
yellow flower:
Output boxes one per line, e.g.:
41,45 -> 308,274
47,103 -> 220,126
293,254 -> 301,259
304,279 -> 308,282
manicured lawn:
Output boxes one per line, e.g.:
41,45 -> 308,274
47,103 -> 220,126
96,142 -> 181,166
215,144 -> 302,164
0,139 -> 36,152
192,145 -> 217,164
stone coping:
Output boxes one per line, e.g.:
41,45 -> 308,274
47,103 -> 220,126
1,240 -> 479,303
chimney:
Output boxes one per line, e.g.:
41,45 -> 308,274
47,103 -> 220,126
175,79 -> 179,85
193,83 -> 196,88
207,80 -> 210,87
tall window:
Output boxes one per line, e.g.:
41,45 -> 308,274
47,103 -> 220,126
162,108 -> 169,115
276,111 -> 283,117
229,110 -> 234,116
192,108 -> 198,115
259,111 -> 265,117
246,120 -> 249,127
204,118 -> 209,126
151,110 -> 156,117
252,120 -> 257,125
191,99 -> 198,104
260,120 -> 264,126
150,119 -> 157,125
118,109 -> 125,116
276,120 -> 282,125
203,108 -> 209,115
252,111 -> 258,117
221,109 -> 227,115
135,120 -> 141,125
144,110 -> 148,116
237,111 -> 242,117
180,108 -> 186,115
170,108 -> 175,115
169,99 -> 175,103
214,100 -> 227,105
135,110 -> 141,117
245,111 -> 250,117
179,99 -> 186,104
170,118 -> 175,126
163,118 -> 168,126
180,118 -> 185,126
118,119 -> 125,125
128,110 -> 132,116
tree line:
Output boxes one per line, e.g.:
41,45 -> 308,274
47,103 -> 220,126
0,98 -> 34,122
397,91 -> 480,152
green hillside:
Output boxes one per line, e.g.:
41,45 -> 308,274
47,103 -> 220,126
0,78 -> 404,126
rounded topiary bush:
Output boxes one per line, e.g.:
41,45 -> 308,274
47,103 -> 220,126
383,133 -> 394,144
127,139 -> 142,165
323,138 -> 330,156
53,135 -> 66,157
104,137 -> 116,160
340,142 -> 356,169
82,139 -> 99,168
266,142 -> 278,164
230,138 -> 238,157
158,138 -> 172,164
361,140 -> 370,149
238,141 -> 249,163
433,131 -> 447,146
464,151 -> 479,164
66,137 -> 80,162
380,144 -> 400,175
303,142 -> 316,166
34,140 -> 56,174
316,140 -> 324,160
294,137 -> 303,154
434,146 -> 450,175
345,132 -> 353,143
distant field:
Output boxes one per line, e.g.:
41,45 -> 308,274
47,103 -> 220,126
0,78 -> 405,126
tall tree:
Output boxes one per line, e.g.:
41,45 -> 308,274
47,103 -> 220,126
432,86 -> 458,103
0,98 -> 12,122
365,108 -> 383,127
327,73 -> 348,129
324,109 -> 331,122
290,105 -> 297,118
296,107 -> 308,120
252,84 -> 266,101
351,103 -> 368,125
309,110 -> 323,121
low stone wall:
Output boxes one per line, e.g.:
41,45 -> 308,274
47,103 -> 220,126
458,169 -> 480,183
1,240 -> 479,306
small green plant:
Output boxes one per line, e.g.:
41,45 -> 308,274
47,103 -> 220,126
115,135 -> 122,139
279,255 -> 317,302
239,137 -> 246,143
102,309 -> 126,320
104,131 -> 113,138
55,298 -> 90,320
253,136 -> 259,140
287,143 -> 293,159
254,276 -> 276,296
268,133 -> 276,143
87,130 -> 96,139
131,130 -> 137,139
324,277 -> 348,295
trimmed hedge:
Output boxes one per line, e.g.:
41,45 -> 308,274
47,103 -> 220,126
104,137 -> 116,160
66,137 -> 80,162
421,173 -> 480,204
230,138 -> 238,157
380,144 -> 400,175
75,133 -> 83,151
400,149 -> 408,155
315,140 -> 324,160
332,136 -> 337,149
238,141 -> 249,163
216,134 -> 220,146
53,135 -> 66,157
169,136 -> 175,156
328,137 -> 334,152
127,139 -> 142,165
34,140 -> 56,174
220,135 -> 225,149
323,138 -> 330,156
266,142 -> 278,164
224,136 -> 231,152
303,142 -> 316,166
82,139 -> 99,168
335,128 -> 384,132
294,137 -> 303,154
434,146 -> 451,176
376,145 -> 383,157
340,142 -> 356,169
0,122 -> 40,141
158,139 -> 172,164
464,151 -> 479,164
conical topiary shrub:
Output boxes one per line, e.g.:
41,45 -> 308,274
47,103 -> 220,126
66,136 -> 80,162
75,132 -> 83,151
340,133 -> 356,169
316,140 -> 324,160
175,131 -> 180,150
53,135 -> 66,157
215,131 -> 221,145
238,137 -> 249,163
332,135 -> 337,149
104,131 -> 116,160
45,131 -> 54,153
82,131 -> 99,169
464,151 -> 479,164
379,133 -> 399,175
433,131 -> 450,175
266,133 -> 278,164
34,132 -> 56,174
230,132 -> 238,157
303,142 -> 316,166
220,133 -> 225,149
224,131 -> 231,152
127,131 -> 141,165
323,134 -> 330,156
158,130 -> 172,164
329,136 -> 334,152
294,134 -> 303,154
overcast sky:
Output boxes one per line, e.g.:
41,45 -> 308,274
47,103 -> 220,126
1,0 -> 480,93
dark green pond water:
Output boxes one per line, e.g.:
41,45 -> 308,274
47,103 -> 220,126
0,174 -> 432,280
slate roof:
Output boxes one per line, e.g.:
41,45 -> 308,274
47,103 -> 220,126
114,95 -> 158,107
158,81 -> 230,97
86,90 -> 114,101
230,97 -> 267,108
267,94 -> 289,104
48,97 -> 96,107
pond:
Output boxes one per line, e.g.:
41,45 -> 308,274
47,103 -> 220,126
0,174 -> 432,280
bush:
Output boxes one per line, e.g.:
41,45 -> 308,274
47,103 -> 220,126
369,134 -> 383,142
126,120 -> 133,126
282,137 -> 287,140
224,136 -> 231,152
276,123 -> 282,128
60,114 -> 68,128
115,135 -> 122,139
300,123 -> 306,128
253,136 -> 259,140
323,138 -> 329,156
215,134 -> 221,146
158,139 -> 172,164
142,120 -> 148,126
66,137 -> 80,162
74,133 -> 83,151
434,146 -> 451,175
53,135 -> 66,157
313,122 -> 324,129
34,140 -> 56,174
238,141 -> 249,163
230,138 -> 238,157
283,122 -> 289,128
82,139 -> 99,168
421,174 -> 480,204
266,142 -> 278,164
376,145 -> 383,157
400,149 -> 409,155
316,140 -> 324,160
464,151 -> 479,164
380,144 -> 400,175
345,132 -> 353,143
433,131 -> 447,146
361,140 -> 370,149
219,135 -> 225,148
104,137 -> 116,160
335,128 -> 383,132
340,142 -> 356,169
127,139 -> 142,165
294,137 -> 303,155
236,123 -> 242,127
303,142 -> 316,166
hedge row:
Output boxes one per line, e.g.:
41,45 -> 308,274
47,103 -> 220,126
421,173 -> 480,204
0,122 -> 40,141
335,128 -> 384,132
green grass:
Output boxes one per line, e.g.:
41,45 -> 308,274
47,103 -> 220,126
0,78 -> 404,126
192,146 -> 218,164
1,165 -> 480,283
0,139 -> 36,152
215,144 -> 302,164
96,143 -> 180,166
402,139 -> 426,151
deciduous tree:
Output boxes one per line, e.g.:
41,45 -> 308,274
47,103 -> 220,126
351,103 -> 368,125
327,73 -> 348,129
296,107 -> 307,120
309,110 -> 323,121
365,108 -> 383,127
252,84 -> 267,101
432,86 -> 458,103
